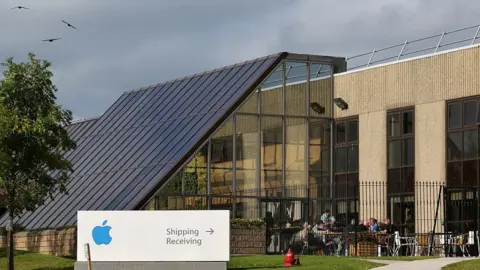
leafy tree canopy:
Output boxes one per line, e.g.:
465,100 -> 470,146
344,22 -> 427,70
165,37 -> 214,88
0,53 -> 76,218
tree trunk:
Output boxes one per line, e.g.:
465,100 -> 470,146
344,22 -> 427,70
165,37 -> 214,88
7,214 -> 14,270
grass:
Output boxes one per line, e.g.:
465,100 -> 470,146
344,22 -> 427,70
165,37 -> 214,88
366,256 -> 439,261
0,249 -> 74,270
228,255 -> 384,269
0,249 -> 390,270
442,259 -> 480,270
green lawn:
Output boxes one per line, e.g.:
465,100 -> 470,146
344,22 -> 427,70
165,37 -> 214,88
228,255 -> 384,269
0,249 -> 387,270
366,256 -> 439,261
0,249 -> 74,270
442,259 -> 480,270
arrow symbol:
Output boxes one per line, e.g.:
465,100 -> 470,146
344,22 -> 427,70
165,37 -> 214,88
206,228 -> 214,235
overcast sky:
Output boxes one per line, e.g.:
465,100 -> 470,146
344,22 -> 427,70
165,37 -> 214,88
1,0 -> 479,120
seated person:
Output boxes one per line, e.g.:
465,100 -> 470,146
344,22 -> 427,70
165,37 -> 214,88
357,220 -> 369,232
320,210 -> 336,229
369,218 -> 379,232
312,221 -> 325,231
383,218 -> 397,234
344,219 -> 357,233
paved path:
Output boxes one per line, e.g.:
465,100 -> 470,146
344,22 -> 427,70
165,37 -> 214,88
368,257 -> 478,270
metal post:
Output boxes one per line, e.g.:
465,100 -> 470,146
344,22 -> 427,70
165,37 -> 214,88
477,187 -> 480,257
367,49 -> 376,67
443,185 -> 449,257
429,184 -> 443,256
306,63 -> 311,222
207,139 -> 212,210
315,64 -> 324,78
435,31 -> 446,53
181,169 -> 185,209
329,65 -> 335,205
282,61 -> 286,197
472,26 -> 480,45
397,40 -> 408,60
257,88 -> 262,218
232,115 -> 237,218
285,64 -> 292,78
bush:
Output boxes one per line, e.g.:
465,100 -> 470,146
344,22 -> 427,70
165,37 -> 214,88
231,218 -> 264,228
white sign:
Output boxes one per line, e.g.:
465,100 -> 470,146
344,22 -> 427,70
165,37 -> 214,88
77,210 -> 230,262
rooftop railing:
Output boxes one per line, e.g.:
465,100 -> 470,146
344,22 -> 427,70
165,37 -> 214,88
346,24 -> 480,71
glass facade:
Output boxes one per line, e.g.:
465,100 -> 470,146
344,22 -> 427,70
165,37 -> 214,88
143,59 -> 346,226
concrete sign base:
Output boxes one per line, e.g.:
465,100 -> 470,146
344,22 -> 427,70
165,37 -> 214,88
74,261 -> 227,270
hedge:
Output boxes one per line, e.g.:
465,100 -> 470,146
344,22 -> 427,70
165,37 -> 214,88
231,218 -> 264,228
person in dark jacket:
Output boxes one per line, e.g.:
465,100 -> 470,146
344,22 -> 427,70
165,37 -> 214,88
357,220 -> 369,232
344,219 -> 357,234
383,218 -> 397,234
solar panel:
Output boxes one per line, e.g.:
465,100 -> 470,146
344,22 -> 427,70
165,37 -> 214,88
0,53 -> 284,229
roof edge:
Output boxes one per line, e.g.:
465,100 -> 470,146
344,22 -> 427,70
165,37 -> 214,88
132,52 -> 289,210
124,53 -> 283,95
336,43 -> 480,77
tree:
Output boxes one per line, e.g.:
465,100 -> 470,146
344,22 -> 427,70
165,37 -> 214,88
0,53 -> 76,270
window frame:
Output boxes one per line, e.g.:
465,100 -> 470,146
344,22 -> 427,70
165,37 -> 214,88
386,107 -> 415,195
446,97 -> 480,187
334,116 -> 359,225
334,116 -> 359,196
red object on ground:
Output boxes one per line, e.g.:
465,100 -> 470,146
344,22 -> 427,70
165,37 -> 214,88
284,248 -> 295,267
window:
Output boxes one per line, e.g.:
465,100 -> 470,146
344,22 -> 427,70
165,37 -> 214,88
387,108 -> 415,234
334,117 -> 359,225
446,98 -> 480,187
387,108 -> 415,194
263,128 -> 282,165
211,137 -> 242,163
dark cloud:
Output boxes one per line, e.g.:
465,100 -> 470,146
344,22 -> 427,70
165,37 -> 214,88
1,0 -> 479,119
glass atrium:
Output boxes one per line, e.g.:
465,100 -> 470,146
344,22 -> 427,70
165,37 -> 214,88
142,59 -> 356,227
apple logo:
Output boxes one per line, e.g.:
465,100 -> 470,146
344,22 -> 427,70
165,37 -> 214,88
92,220 -> 112,245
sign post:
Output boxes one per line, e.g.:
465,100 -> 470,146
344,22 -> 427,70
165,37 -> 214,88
84,243 -> 92,270
74,210 -> 230,270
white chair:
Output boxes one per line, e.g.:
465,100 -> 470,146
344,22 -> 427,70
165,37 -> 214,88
393,231 -> 412,256
459,231 -> 475,257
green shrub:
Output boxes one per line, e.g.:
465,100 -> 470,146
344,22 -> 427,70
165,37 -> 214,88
231,218 -> 264,228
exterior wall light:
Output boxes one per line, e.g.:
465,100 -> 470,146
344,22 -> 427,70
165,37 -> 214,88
310,102 -> 325,114
333,98 -> 348,110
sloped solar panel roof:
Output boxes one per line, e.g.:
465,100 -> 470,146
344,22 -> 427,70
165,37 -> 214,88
1,52 -> 287,229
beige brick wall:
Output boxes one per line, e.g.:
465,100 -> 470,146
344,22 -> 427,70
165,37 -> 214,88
334,44 -> 480,118
358,111 -> 387,222
0,227 -> 76,257
230,226 -> 265,254
334,44 -> 480,232
415,101 -> 446,233
0,225 -> 264,257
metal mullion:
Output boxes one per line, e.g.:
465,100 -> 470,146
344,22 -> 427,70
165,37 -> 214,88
257,87 -> 262,204
233,115 -> 237,218
329,65 -> 335,206
282,61 -> 286,197
207,139 -> 212,210
306,63 -> 311,206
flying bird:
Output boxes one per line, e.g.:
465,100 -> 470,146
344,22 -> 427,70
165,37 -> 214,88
11,6 -> 29,9
62,20 -> 77,29
42,38 -> 61,42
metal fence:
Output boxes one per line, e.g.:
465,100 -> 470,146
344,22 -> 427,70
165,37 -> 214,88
264,182 -> 480,257
346,24 -> 480,71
